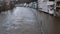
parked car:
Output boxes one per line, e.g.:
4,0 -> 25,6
47,1 -> 54,15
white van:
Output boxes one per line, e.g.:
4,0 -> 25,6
47,1 -> 54,14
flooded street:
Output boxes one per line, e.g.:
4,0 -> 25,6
38,11 -> 60,34
0,7 -> 60,34
0,7 -> 41,34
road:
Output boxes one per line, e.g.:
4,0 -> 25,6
0,7 -> 60,34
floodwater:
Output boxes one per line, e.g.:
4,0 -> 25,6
0,7 -> 41,34
37,11 -> 60,34
0,7 -> 60,34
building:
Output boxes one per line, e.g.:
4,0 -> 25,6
54,0 -> 60,17
0,0 -> 16,11
4,0 -> 16,5
38,0 -> 54,14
